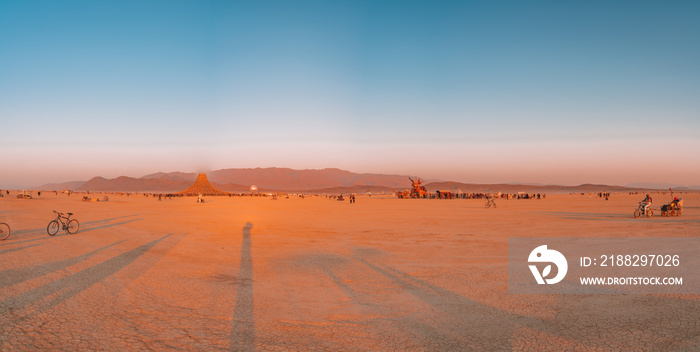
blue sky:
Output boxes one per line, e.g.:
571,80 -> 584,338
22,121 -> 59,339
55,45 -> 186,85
1,1 -> 699,188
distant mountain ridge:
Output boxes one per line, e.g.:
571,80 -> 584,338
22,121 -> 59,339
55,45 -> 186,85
206,168 -> 410,190
422,182 -> 650,193
78,176 -> 193,192
141,172 -> 197,182
34,168 -> 415,192
31,167 -> 697,193
625,182 -> 700,191
33,180 -> 86,191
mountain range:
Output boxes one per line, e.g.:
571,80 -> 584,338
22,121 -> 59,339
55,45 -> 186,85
33,167 -> 697,193
35,168 -> 412,193
624,182 -> 700,191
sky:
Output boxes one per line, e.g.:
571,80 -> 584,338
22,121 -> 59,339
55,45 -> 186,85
1,0 -> 699,188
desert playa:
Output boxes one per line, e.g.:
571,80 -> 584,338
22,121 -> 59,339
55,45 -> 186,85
1,192 -> 698,351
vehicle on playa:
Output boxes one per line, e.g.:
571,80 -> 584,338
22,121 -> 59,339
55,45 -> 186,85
485,198 -> 497,208
661,198 -> 683,217
0,222 -> 10,240
47,211 -> 80,236
634,202 -> 654,218
16,190 -> 33,199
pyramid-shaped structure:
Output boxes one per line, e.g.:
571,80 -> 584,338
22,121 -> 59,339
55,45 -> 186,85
177,173 -> 231,196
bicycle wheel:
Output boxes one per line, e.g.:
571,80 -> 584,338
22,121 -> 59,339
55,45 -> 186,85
0,223 -> 10,240
47,220 -> 59,236
646,209 -> 654,218
67,219 -> 80,234
492,202 -> 497,208
633,209 -> 641,218
485,201 -> 490,208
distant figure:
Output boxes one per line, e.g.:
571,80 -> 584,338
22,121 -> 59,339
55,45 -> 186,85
641,194 -> 652,212
672,196 -> 680,208
197,193 -> 204,203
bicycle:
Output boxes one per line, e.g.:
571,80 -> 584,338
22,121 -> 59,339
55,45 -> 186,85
47,211 -> 80,236
485,198 -> 497,208
633,202 -> 653,218
0,222 -> 10,240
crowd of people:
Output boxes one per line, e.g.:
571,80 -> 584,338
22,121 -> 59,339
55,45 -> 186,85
420,192 -> 547,200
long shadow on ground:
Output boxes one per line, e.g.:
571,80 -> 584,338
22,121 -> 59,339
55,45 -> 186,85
231,222 -> 255,352
0,240 -> 125,289
79,218 -> 144,234
1,214 -> 142,245
352,252 -> 700,350
0,243 -> 44,256
0,234 -> 175,319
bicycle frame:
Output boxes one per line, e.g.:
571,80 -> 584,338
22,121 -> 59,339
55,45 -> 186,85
48,210 -> 79,235
55,213 -> 69,229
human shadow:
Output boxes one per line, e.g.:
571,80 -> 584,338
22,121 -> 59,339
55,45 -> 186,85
534,211 -> 637,221
319,262 -> 360,301
353,253 -> 700,350
301,254 -> 364,303
0,234 -> 172,317
231,222 -> 254,352
0,243 -> 44,256
0,240 -> 125,289
0,236 -> 51,247
79,218 -> 143,234
4,227 -> 53,240
353,254 -> 561,350
5,214 -> 140,239
80,214 -> 141,225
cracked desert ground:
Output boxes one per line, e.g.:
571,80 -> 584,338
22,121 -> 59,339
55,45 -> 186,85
1,192 -> 699,351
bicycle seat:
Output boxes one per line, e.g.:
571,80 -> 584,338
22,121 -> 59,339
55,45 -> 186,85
67,213 -> 73,216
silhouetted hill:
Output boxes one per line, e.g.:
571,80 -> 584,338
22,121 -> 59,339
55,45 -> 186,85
422,182 -> 652,193
303,185 -> 397,194
78,176 -> 192,192
35,167 -> 684,194
52,168 -> 412,192
141,172 -> 197,182
214,182 -> 258,193
625,182 -> 700,190
206,167 -> 410,190
33,180 -> 86,191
